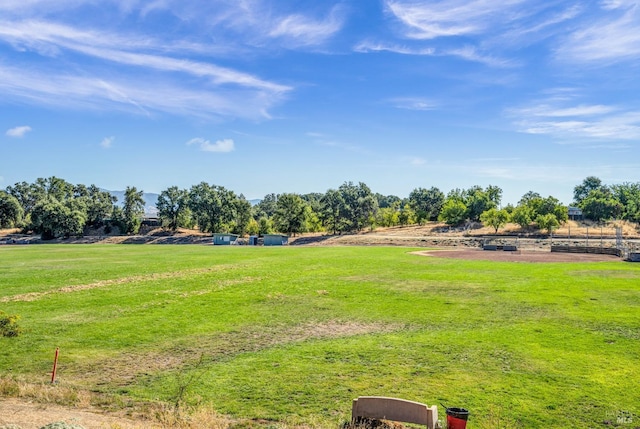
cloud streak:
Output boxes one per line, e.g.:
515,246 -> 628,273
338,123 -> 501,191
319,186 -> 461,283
385,0 -> 528,40
0,3 -> 301,120
387,97 -> 437,111
268,5 -> 346,47
556,2 -> 640,63
509,95 -> 640,141
0,62 -> 284,120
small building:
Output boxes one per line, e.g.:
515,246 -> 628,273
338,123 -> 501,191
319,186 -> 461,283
141,217 -> 161,227
568,207 -> 583,221
263,234 -> 288,246
213,233 -> 239,245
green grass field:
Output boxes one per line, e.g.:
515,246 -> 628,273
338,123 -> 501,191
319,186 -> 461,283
1,245 -> 639,428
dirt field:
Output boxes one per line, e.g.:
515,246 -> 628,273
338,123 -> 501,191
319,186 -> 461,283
413,249 -> 622,263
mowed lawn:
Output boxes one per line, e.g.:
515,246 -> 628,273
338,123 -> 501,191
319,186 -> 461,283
0,245 -> 639,428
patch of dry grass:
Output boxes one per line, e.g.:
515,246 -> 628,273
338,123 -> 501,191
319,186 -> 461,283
0,376 -> 92,407
0,266 -> 244,303
69,321 -> 404,389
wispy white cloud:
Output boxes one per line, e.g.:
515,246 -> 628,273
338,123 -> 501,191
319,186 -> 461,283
409,157 -> 426,165
187,137 -> 235,153
354,40 -> 435,55
100,136 -> 115,149
515,104 -> 617,118
0,3 -> 300,120
388,97 -> 437,111
0,58 -> 285,120
556,1 -> 640,63
268,5 -> 346,47
509,95 -> 640,141
444,45 -> 516,67
0,20 -> 289,93
385,0 -> 527,40
5,125 -> 31,137
354,40 -> 512,67
375,0 -> 640,70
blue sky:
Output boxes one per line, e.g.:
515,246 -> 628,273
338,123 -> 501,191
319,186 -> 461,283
2,0 -> 640,205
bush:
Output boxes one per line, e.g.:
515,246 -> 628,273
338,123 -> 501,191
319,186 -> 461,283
0,312 -> 22,337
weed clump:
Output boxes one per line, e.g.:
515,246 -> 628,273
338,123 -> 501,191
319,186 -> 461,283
0,311 -> 22,337
39,423 -> 86,429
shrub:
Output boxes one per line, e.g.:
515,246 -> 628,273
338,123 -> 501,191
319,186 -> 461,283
0,312 -> 22,337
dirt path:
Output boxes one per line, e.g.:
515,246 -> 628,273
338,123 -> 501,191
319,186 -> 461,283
414,248 -> 622,262
0,398 -> 159,429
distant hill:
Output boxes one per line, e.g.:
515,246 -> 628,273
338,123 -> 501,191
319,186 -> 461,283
106,190 -> 159,217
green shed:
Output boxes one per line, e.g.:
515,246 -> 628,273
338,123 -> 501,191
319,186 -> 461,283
263,234 -> 288,246
213,233 -> 239,245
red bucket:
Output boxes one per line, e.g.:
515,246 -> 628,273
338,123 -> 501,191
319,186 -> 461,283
445,407 -> 469,429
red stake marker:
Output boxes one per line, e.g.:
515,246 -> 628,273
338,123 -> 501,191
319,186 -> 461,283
51,347 -> 59,384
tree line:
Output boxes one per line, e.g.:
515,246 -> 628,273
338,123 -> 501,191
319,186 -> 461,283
1,176 -> 640,239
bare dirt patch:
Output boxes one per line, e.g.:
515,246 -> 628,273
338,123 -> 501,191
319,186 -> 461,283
413,249 -> 622,263
0,397 -> 158,429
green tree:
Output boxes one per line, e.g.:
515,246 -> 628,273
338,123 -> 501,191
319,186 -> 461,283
273,193 -> 309,236
465,186 -> 498,221
188,182 -> 236,233
122,186 -> 145,234
516,192 -> 567,227
537,196 -> 568,223
320,189 -> 344,234
84,185 -> 116,227
258,217 -> 273,235
375,193 -> 402,209
6,181 -> 43,218
338,181 -> 377,232
409,187 -> 445,224
253,193 -> 278,219
480,208 -> 510,233
518,191 -> 542,207
536,213 -> 560,235
511,205 -> 533,230
580,188 -> 623,222
30,197 -> 86,239
611,182 -> 640,223
35,176 -> 75,202
0,191 -> 24,228
377,206 -> 399,227
306,210 -> 324,233
398,204 -> 416,226
157,186 -> 189,231
574,176 -> 603,206
438,199 -> 467,225
246,218 -> 260,236
486,185 -> 503,206
232,196 -> 253,236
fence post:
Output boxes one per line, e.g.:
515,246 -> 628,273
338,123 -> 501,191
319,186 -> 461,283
51,347 -> 59,384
